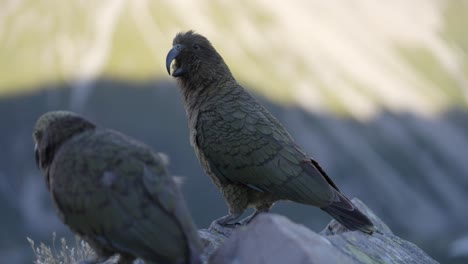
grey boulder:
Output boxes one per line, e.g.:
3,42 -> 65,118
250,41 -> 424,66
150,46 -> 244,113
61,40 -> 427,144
206,198 -> 438,264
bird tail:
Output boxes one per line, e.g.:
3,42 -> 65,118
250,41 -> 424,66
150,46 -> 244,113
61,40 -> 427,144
321,191 -> 375,234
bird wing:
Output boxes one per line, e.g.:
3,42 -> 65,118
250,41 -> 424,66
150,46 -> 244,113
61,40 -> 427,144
49,131 -> 197,262
196,90 -> 336,206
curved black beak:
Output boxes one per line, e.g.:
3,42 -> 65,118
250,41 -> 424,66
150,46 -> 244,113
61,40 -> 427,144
166,44 -> 186,77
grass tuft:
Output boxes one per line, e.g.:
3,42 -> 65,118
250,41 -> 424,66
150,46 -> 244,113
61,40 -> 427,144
27,232 -> 96,264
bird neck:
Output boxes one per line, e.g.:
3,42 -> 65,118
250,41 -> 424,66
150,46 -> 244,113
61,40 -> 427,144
179,68 -> 238,111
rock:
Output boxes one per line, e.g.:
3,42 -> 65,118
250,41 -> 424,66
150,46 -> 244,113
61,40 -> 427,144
198,228 -> 228,263
207,198 -> 438,264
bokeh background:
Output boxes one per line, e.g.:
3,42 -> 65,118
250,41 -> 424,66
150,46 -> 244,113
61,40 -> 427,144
1,0 -> 467,263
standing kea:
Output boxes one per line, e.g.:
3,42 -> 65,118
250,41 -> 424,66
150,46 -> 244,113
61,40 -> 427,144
166,31 -> 375,234
33,111 -> 202,264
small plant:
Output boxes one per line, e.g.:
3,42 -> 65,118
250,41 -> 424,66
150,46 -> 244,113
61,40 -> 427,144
27,232 -> 96,264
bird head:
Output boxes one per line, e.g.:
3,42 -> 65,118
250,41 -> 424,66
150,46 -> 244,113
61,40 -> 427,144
33,111 -> 95,171
166,31 -> 229,81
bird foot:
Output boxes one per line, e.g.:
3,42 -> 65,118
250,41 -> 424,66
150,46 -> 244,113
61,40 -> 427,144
208,221 -> 240,237
208,212 -> 244,236
236,209 -> 266,225
209,221 -> 239,236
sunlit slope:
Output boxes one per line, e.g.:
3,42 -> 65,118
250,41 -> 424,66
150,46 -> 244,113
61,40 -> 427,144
1,0 -> 467,116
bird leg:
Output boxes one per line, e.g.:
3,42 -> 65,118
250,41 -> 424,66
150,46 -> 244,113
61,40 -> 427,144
237,210 -> 261,225
209,211 -> 243,234
211,211 -> 243,226
237,206 -> 270,225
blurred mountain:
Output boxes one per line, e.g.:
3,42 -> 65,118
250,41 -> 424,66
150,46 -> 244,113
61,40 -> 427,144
1,0 -> 466,114
0,1 -> 467,264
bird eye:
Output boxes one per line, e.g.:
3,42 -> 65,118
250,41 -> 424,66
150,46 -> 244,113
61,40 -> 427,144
192,44 -> 200,50
33,130 -> 41,140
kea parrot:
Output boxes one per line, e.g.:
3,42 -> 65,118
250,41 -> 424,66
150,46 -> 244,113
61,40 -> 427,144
33,111 -> 202,264
166,31 -> 375,234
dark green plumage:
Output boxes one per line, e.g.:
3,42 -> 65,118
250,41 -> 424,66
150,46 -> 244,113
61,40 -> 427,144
33,111 -> 202,264
167,31 -> 375,234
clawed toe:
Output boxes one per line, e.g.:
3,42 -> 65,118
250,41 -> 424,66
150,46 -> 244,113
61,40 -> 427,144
209,220 -> 240,236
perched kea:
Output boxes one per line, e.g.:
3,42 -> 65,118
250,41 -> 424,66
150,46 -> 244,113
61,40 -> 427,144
166,31 -> 375,234
33,111 -> 202,264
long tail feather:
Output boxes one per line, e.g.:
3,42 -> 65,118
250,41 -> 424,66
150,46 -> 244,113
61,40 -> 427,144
321,192 -> 375,234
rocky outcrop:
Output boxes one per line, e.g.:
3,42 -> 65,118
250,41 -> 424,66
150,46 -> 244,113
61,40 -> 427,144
201,198 -> 438,264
